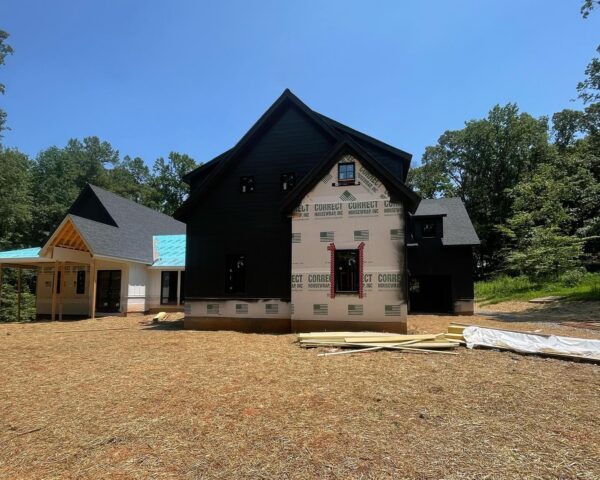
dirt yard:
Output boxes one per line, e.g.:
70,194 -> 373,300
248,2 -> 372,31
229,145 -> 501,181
1,302 -> 600,479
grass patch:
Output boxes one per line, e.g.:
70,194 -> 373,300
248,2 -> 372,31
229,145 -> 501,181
476,272 -> 600,305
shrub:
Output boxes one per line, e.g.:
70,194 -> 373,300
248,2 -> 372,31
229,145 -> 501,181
560,268 -> 586,287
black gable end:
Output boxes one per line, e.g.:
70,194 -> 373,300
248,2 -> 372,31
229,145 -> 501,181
68,184 -> 118,227
184,101 -> 337,300
175,89 -> 341,220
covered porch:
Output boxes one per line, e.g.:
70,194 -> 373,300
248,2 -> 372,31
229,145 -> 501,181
0,217 -> 130,321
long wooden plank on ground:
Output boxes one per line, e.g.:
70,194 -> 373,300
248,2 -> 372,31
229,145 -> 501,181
344,334 -> 440,343
317,344 -> 458,356
300,340 -> 458,349
300,340 -> 457,348
318,346 -> 383,356
444,334 -> 466,341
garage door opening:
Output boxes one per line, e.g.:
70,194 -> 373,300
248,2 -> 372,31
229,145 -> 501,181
409,275 -> 452,313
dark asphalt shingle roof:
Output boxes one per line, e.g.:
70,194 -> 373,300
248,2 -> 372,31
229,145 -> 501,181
414,197 -> 480,246
70,185 -> 185,263
180,91 -> 412,189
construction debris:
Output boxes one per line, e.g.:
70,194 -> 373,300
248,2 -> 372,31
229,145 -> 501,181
300,325 -> 600,362
449,323 -> 600,362
297,331 -> 461,356
152,311 -> 168,323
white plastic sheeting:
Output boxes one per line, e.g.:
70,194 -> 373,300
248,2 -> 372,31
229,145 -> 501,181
463,326 -> 600,361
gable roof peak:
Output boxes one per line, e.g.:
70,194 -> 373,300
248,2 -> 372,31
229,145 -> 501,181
280,136 -> 419,214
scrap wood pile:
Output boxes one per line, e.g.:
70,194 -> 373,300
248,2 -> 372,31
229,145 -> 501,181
298,323 -> 600,362
297,331 -> 462,356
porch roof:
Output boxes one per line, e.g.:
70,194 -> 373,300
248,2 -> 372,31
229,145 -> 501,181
0,247 -> 42,261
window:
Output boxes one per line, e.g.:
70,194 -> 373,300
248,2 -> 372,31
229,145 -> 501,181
161,271 -> 179,305
76,270 -> 86,294
240,176 -> 255,193
337,162 -> 355,185
335,249 -> 359,293
56,271 -> 61,294
281,173 -> 296,192
226,254 -> 246,294
422,220 -> 436,238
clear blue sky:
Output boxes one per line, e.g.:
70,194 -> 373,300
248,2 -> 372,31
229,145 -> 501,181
2,1 -> 598,167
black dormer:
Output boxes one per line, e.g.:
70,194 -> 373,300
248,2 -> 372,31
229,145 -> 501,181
407,215 -> 445,246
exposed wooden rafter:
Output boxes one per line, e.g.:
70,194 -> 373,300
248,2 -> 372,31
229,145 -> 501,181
49,218 -> 90,253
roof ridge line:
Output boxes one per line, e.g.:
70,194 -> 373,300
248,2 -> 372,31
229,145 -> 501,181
175,88 -> 344,219
88,184 -> 183,224
314,112 -> 412,161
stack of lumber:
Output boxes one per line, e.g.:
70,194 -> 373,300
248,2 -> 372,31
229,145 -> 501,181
297,331 -> 462,356
445,323 -> 469,344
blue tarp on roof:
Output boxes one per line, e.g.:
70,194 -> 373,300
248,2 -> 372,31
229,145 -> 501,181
0,247 -> 41,259
152,235 -> 186,267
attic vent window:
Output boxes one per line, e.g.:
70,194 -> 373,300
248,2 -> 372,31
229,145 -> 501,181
240,176 -> 255,193
422,220 -> 436,238
338,162 -> 355,186
281,173 -> 296,192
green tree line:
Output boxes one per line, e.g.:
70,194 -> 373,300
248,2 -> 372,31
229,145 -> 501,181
408,46 -> 600,280
0,30 -> 199,320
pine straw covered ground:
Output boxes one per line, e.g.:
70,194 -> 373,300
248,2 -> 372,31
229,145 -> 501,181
1,304 -> 600,479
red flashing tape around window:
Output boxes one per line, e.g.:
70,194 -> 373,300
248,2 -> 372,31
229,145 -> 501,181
327,243 -> 336,298
358,242 -> 365,298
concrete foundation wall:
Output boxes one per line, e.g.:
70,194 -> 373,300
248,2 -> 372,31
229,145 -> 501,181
453,299 -> 475,315
186,299 -> 291,319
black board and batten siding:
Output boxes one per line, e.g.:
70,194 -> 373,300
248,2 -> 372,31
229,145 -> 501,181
185,104 -> 336,300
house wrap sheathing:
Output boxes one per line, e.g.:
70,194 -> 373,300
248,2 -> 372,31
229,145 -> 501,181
290,155 -> 407,331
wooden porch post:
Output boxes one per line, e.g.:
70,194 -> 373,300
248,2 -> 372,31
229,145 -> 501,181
0,266 -> 3,311
58,262 -> 64,321
16,267 -> 22,322
90,260 -> 97,319
51,262 -> 58,321
176,270 -> 182,306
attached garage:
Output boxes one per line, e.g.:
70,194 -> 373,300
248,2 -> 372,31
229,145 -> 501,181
406,198 -> 480,315
408,275 -> 452,313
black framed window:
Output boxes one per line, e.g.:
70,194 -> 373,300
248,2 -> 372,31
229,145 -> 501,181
281,172 -> 296,192
335,249 -> 359,293
240,176 -> 255,193
160,271 -> 178,305
338,162 -> 355,185
422,220 -> 436,238
76,270 -> 86,294
226,254 -> 246,294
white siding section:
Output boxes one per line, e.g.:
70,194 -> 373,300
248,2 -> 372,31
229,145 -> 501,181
126,262 -> 148,313
146,269 -> 163,310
